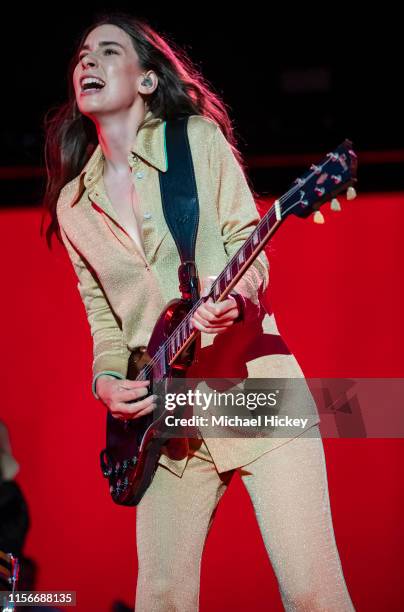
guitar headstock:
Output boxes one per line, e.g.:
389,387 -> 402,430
281,140 -> 358,223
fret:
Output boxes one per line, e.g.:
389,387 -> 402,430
180,322 -> 190,346
231,260 -> 239,279
217,275 -> 227,296
155,351 -> 164,380
262,214 -> 270,232
171,333 -> 179,358
243,239 -> 253,259
181,323 -> 188,343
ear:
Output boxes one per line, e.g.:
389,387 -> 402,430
138,71 -> 159,95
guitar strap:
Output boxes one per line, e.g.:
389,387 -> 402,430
158,116 -> 200,304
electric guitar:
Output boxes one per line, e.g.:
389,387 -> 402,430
100,139 -> 358,506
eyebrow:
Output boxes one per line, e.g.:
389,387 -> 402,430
79,41 -> 126,53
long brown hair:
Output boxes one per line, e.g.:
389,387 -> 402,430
41,12 -> 254,248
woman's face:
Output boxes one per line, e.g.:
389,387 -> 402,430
73,24 -> 145,118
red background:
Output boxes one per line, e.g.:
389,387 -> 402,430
1,191 -> 403,611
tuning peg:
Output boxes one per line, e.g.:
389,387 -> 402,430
346,186 -> 357,200
313,210 -> 325,224
330,198 -> 342,211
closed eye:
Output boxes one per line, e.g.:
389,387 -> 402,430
78,48 -> 119,61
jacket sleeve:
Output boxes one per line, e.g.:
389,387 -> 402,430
59,225 -> 131,399
208,124 -> 269,323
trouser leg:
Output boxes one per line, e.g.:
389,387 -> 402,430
135,451 -> 232,612
240,425 -> 356,611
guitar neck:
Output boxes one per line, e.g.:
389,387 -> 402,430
206,200 -> 282,303
164,199 -> 284,366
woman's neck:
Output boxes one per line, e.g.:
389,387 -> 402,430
95,105 -> 147,177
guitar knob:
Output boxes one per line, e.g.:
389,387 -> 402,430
122,460 -> 128,471
131,456 -> 138,466
330,198 -> 342,211
314,187 -> 325,197
313,210 -> 325,224
347,186 -> 357,200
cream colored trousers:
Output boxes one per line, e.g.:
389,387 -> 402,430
135,425 -> 355,611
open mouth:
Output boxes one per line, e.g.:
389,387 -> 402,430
80,77 -> 106,94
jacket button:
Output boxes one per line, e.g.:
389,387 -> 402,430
143,212 -> 152,220
136,171 -> 144,179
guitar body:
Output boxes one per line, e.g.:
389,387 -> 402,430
100,297 -> 197,507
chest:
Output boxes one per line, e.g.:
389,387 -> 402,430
102,175 -> 145,255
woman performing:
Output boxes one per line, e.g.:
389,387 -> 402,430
42,12 -> 355,612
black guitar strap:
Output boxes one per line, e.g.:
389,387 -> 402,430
158,116 -> 200,304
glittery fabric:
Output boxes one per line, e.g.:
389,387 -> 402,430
135,425 -> 355,612
57,110 -> 320,477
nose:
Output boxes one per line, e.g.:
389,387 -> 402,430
81,53 -> 98,69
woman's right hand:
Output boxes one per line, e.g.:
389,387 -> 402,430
96,376 -> 157,421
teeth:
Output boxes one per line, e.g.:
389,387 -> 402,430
81,77 -> 105,88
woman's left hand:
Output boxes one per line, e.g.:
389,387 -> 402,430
190,276 -> 242,334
